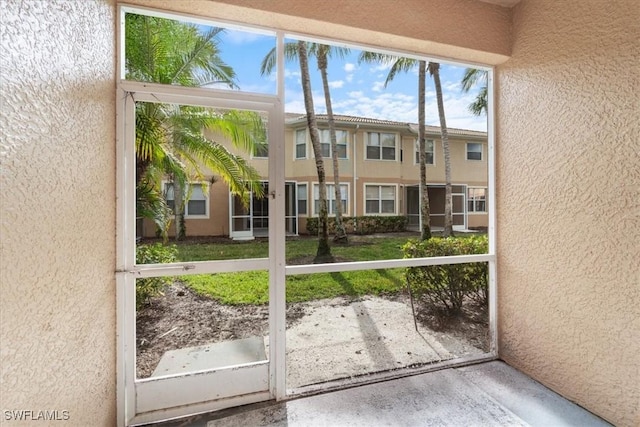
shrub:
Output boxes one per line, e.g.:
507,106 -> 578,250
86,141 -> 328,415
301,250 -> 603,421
403,235 -> 488,314
306,215 -> 407,235
136,243 -> 178,309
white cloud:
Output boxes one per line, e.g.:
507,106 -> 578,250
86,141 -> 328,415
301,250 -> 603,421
344,63 -> 356,72
424,91 -> 487,131
371,62 -> 392,73
372,81 -> 386,92
284,68 -> 301,80
223,29 -> 271,45
329,80 -> 345,89
443,80 -> 461,92
335,90 -> 417,123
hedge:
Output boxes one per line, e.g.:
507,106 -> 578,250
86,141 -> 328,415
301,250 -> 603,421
402,235 -> 488,314
306,215 -> 407,235
135,243 -> 178,310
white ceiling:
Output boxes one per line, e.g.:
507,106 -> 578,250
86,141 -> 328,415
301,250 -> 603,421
476,0 -> 522,7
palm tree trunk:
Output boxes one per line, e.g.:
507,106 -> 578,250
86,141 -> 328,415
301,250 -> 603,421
418,60 -> 431,241
174,181 -> 186,240
298,41 -> 331,261
430,63 -> 453,237
318,46 -> 348,244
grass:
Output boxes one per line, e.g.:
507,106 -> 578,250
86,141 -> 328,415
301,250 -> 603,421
176,236 -> 411,305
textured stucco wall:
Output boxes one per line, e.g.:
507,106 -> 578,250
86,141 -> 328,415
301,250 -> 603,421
0,1 -> 117,425
496,1 -> 640,426
125,0 -> 511,65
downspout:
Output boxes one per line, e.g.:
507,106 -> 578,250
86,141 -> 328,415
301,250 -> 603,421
353,124 -> 359,230
408,123 -> 419,232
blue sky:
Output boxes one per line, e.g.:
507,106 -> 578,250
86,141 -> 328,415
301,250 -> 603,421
215,28 -> 487,132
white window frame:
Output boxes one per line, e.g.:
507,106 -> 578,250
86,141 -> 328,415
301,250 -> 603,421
296,182 -> 308,216
467,186 -> 487,213
164,181 -> 210,219
295,128 -> 307,159
312,182 -> 349,217
414,139 -> 435,165
364,184 -> 398,215
365,132 -> 397,161
466,142 -> 483,161
319,129 -> 348,159
117,5 -> 498,426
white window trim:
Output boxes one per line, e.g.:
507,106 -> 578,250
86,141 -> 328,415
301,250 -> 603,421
296,182 -> 309,217
311,182 -> 350,217
466,141 -> 483,161
414,138 -> 436,166
467,186 -> 488,214
295,128 -> 307,160
364,131 -> 398,162
163,180 -> 210,219
363,183 -> 398,216
319,128 -> 349,160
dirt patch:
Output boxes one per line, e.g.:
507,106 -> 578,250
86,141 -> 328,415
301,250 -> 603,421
415,300 -> 490,353
136,282 -> 488,379
137,282 -> 297,378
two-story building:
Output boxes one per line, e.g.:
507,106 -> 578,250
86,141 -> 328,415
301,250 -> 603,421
144,113 -> 488,239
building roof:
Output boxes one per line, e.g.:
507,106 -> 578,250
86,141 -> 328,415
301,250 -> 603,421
285,112 -> 486,138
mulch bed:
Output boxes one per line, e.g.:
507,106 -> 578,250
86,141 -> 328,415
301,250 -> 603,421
136,281 -> 488,378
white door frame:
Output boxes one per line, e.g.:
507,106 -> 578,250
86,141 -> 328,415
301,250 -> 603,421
230,190 -> 255,240
116,81 -> 286,426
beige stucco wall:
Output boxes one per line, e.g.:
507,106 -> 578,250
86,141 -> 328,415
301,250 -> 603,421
125,0 -> 511,65
0,1 -> 116,426
496,1 -> 640,426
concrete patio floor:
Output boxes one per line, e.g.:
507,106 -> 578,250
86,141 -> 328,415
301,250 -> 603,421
149,361 -> 610,427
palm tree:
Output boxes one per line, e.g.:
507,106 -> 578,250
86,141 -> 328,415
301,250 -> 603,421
461,68 -> 488,116
358,53 -> 432,240
317,44 -> 350,243
428,62 -> 453,237
296,41 -> 332,261
261,42 -> 350,243
126,14 -> 264,239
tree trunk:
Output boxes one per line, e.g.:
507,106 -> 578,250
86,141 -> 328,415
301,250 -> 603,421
318,46 -> 348,244
298,41 -> 332,261
174,181 -> 186,241
418,60 -> 431,241
430,62 -> 453,237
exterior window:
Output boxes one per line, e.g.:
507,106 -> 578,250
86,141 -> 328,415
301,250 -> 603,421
366,132 -> 396,160
468,187 -> 487,212
297,183 -> 307,215
254,141 -> 268,158
319,129 -> 348,159
414,139 -> 435,165
313,184 -> 348,215
365,185 -> 396,214
164,182 -> 208,218
295,129 -> 306,159
466,142 -> 482,161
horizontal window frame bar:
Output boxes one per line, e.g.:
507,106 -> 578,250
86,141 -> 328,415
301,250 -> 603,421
123,258 -> 270,278
120,80 -> 279,108
286,253 -> 493,275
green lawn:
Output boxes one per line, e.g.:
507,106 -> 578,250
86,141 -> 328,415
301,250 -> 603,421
177,236 -> 411,305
